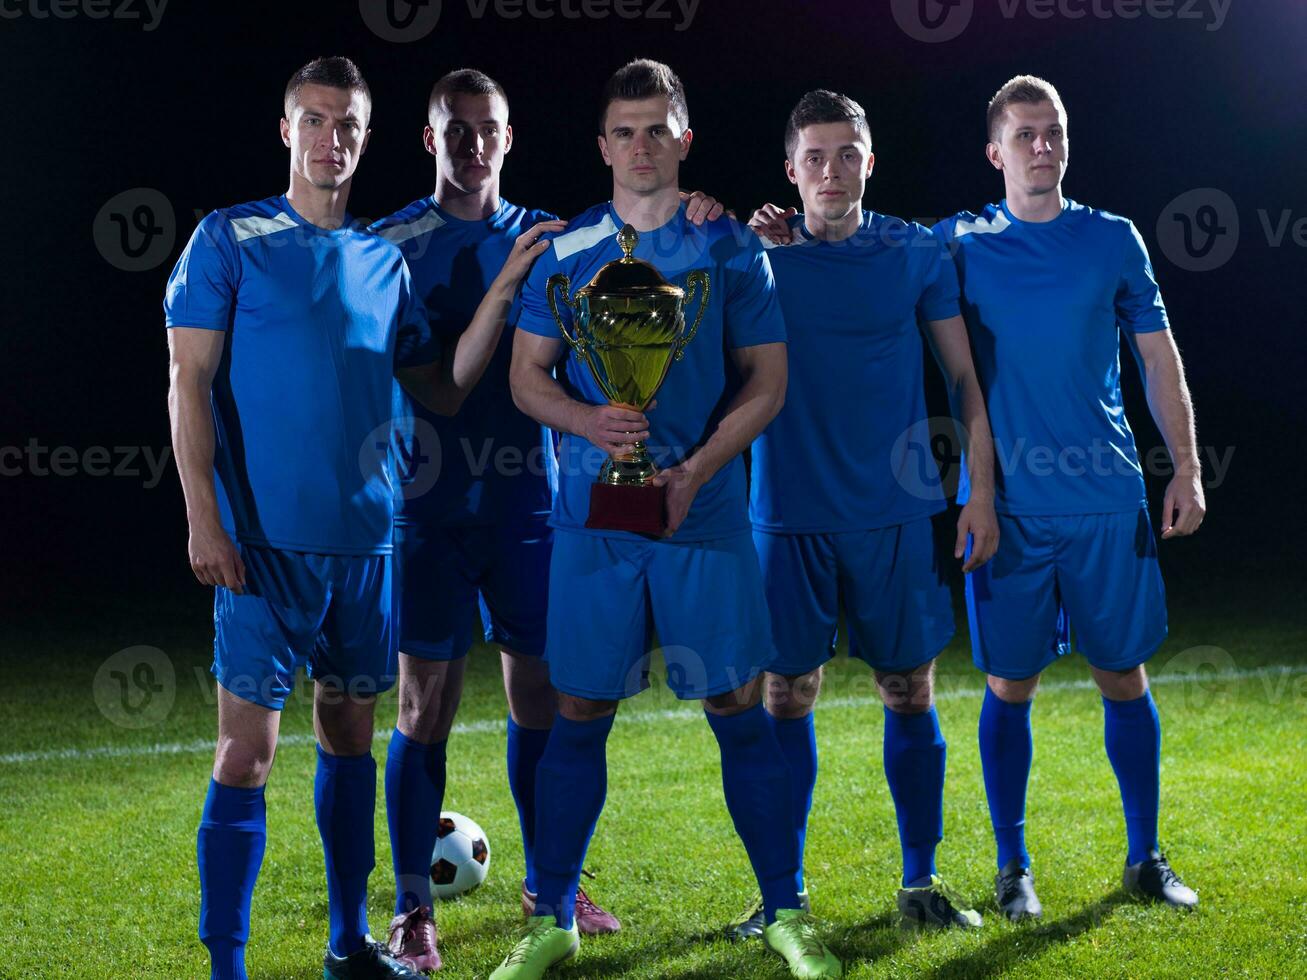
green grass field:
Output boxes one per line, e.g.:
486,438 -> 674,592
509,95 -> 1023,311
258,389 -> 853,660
2,593 -> 1306,979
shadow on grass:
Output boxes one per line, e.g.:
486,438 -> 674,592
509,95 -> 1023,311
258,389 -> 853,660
926,889 -> 1131,979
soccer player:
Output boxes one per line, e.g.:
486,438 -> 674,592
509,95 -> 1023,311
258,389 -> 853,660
742,90 -> 998,934
369,69 -> 724,971
932,75 -> 1205,920
490,59 -> 842,979
166,57 -> 548,980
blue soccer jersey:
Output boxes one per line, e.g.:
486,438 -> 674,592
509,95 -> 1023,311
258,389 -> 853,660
750,211 -> 961,533
370,198 -> 558,528
164,196 -> 433,555
933,199 -> 1169,516
515,202 -> 788,542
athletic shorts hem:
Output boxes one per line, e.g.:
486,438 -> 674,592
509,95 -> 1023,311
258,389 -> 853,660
211,664 -> 287,712
396,638 -> 471,663
971,651 -> 1062,681
1081,630 -> 1168,674
487,627 -> 546,659
764,649 -> 836,678
852,626 -> 955,675
547,675 -> 652,702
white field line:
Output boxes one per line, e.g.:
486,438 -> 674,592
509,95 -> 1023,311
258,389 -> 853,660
2,664 -> 1303,768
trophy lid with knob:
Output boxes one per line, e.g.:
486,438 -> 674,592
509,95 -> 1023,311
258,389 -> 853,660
577,223 -> 685,299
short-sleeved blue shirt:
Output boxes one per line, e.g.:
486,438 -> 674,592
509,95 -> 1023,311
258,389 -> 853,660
370,198 -> 557,529
515,202 -> 787,542
933,199 -> 1169,516
750,211 -> 961,533
163,195 -> 432,555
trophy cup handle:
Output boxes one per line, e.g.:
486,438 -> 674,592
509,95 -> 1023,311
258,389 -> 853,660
546,274 -> 585,356
674,270 -> 711,362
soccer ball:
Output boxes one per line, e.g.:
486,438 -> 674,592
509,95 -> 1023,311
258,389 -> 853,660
430,811 -> 491,900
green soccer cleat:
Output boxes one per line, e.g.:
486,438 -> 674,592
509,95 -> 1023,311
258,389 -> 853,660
727,890 -> 811,941
489,915 -> 580,980
762,908 -> 842,979
897,875 -> 983,929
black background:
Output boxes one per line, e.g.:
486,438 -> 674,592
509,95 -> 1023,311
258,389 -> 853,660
3,0 -> 1304,629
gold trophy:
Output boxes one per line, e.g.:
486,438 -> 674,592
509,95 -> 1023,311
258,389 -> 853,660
546,224 -> 710,534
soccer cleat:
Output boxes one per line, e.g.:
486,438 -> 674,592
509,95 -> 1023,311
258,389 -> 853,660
1123,851 -> 1198,908
727,890 -> 811,941
386,906 -> 442,973
324,938 -> 427,979
995,859 -> 1043,922
762,908 -> 842,979
521,876 -> 621,935
489,915 -> 580,979
897,875 -> 984,929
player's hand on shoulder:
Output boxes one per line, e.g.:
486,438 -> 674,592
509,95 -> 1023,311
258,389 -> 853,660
188,519 -> 246,594
957,497 -> 999,573
497,219 -> 568,287
680,190 -> 727,225
749,204 -> 797,244
652,457 -> 705,537
581,402 -> 651,458
1161,467 -> 1206,539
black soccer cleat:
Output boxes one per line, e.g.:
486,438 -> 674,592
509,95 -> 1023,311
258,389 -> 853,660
995,858 -> 1043,921
323,938 -> 427,979
897,875 -> 983,929
1123,851 -> 1198,909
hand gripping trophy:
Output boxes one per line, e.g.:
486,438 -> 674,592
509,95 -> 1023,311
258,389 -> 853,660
546,224 -> 709,535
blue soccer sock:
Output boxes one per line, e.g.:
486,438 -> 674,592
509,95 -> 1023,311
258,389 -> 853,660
767,711 -> 817,894
314,747 -> 376,957
978,686 -> 1034,871
883,706 -> 946,887
197,779 -> 266,980
384,729 -> 447,915
1103,690 -> 1162,865
705,703 -> 802,923
506,716 -> 552,894
531,712 -> 615,929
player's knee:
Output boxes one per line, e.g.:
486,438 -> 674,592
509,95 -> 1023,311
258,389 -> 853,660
1093,664 -> 1148,701
213,736 -> 275,788
558,693 -> 617,723
502,651 -> 558,728
704,677 -> 764,716
764,668 -> 821,718
877,660 -> 936,713
988,672 -> 1040,703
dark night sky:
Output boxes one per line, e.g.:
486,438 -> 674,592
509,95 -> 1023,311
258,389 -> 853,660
2,0 -> 1304,624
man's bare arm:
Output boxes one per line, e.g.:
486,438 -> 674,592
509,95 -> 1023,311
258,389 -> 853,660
922,313 -> 999,571
1135,328 -> 1205,538
653,341 -> 787,535
398,219 -> 565,416
167,327 -> 245,592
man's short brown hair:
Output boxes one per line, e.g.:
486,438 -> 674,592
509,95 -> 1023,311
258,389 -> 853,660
986,75 -> 1065,142
784,89 -> 872,161
598,58 -> 689,135
428,68 -> 508,120
284,56 -> 371,122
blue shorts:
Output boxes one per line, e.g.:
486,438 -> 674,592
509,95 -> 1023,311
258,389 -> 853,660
754,517 -> 955,677
213,546 -> 397,710
544,529 -> 777,701
966,509 -> 1167,680
394,517 -> 550,661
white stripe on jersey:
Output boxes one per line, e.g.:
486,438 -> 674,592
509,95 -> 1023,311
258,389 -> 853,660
376,208 -> 447,246
953,210 -> 1012,238
552,213 -> 619,261
229,212 -> 298,242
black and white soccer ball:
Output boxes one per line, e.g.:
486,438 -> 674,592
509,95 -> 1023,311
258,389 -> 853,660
430,811 -> 490,900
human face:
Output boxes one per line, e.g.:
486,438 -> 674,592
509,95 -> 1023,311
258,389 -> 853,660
987,100 -> 1068,197
425,92 -> 512,193
785,121 -> 874,224
280,83 -> 370,189
598,95 -> 691,197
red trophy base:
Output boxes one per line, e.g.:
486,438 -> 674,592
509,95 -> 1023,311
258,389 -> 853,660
585,482 -> 666,536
